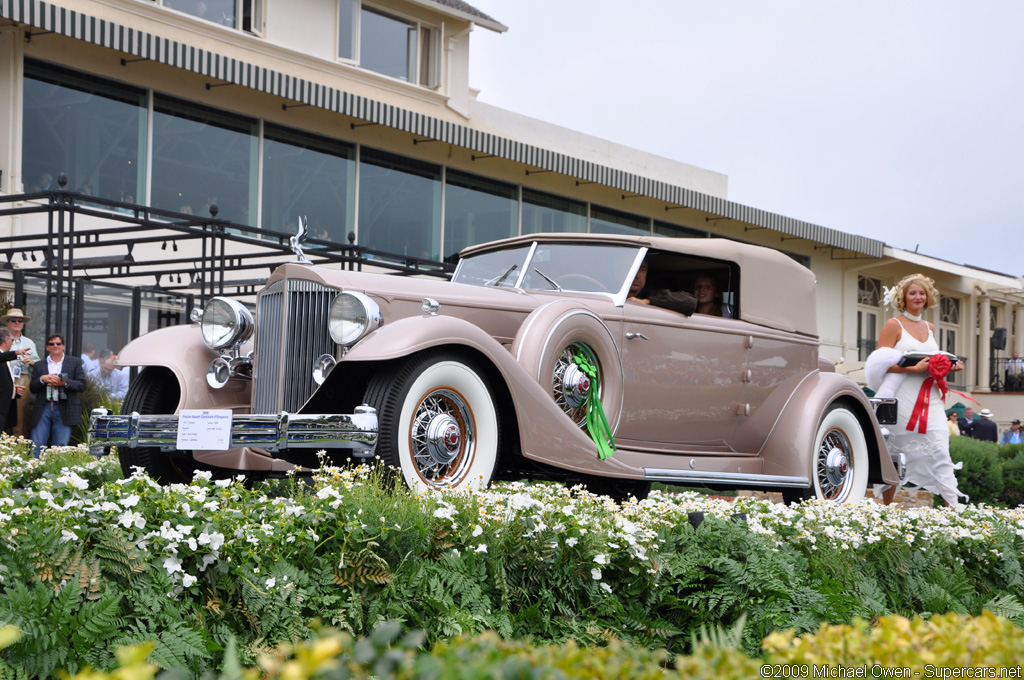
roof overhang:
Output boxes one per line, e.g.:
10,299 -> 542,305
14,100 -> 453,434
1,0 -> 881,259
409,0 -> 507,32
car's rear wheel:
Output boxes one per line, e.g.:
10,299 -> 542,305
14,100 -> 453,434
366,352 -> 499,492
783,404 -> 869,504
118,367 -> 203,485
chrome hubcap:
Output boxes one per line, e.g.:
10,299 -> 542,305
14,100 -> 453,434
410,388 -> 474,484
553,346 -> 597,426
817,429 -> 853,501
423,413 -> 461,465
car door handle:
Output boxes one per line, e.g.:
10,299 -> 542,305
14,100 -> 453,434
626,332 -> 650,341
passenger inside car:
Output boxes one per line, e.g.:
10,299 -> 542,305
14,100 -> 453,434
692,273 -> 734,318
627,256 -> 697,315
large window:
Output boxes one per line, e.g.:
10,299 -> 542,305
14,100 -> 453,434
151,96 -> 257,225
358,149 -> 441,260
262,125 -> 355,243
591,205 -> 650,236
161,0 -> 263,33
22,60 -> 147,202
521,189 -> 586,234
857,276 -> 882,361
339,2 -> 439,87
444,171 -> 517,262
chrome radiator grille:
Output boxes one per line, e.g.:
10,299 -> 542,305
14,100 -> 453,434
252,278 -> 338,415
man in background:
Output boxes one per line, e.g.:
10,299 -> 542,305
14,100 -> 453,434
2,308 -> 38,437
971,408 -> 998,443
29,334 -> 86,456
0,328 -> 29,433
89,348 -> 129,400
80,342 -> 98,374
959,407 -> 976,437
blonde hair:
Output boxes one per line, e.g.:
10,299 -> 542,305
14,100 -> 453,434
891,273 -> 938,312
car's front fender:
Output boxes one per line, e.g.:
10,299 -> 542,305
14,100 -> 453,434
341,314 -> 645,479
116,325 -> 252,413
760,370 -> 898,486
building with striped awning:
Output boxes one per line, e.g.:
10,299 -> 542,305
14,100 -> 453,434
0,0 -> 1022,416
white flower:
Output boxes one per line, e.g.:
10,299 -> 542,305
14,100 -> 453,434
600,582 -> 613,594
475,543 -> 487,553
472,525 -> 483,537
121,494 -> 140,508
434,505 -> 455,520
214,479 -> 232,488
198,531 -> 225,550
265,577 -> 276,589
182,573 -> 197,587
193,470 -> 213,482
163,556 -> 183,575
60,529 -> 77,543
100,502 -> 121,513
591,568 -> 602,580
60,472 -> 89,490
118,510 -> 145,530
594,554 -> 608,565
566,537 -> 578,547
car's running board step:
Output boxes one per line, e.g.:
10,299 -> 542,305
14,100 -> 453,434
644,468 -> 809,488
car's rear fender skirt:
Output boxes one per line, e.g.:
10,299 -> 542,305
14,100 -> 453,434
342,315 -> 645,479
116,325 -> 252,414
759,371 -> 898,486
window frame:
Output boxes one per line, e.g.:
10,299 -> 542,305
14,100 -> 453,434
153,0 -> 264,35
856,276 -> 883,361
338,1 -> 441,89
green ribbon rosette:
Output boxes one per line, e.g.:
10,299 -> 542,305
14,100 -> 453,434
571,342 -> 616,460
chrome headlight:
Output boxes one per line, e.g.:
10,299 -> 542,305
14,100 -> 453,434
201,297 -> 254,350
328,292 -> 382,346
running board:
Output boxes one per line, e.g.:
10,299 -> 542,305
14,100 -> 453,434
644,468 -> 809,488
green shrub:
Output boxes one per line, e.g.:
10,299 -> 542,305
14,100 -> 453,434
1000,442 -> 1024,460
950,435 -> 1003,504
1000,453 -> 1024,508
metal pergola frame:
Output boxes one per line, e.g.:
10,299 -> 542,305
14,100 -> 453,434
0,184 -> 453,353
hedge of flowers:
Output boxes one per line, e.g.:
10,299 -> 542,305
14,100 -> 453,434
2,438 -> 1024,676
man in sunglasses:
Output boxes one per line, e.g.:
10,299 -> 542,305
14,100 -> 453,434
29,333 -> 86,456
1,308 -> 38,437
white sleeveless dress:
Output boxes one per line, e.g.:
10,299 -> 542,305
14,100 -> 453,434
888,319 -> 964,508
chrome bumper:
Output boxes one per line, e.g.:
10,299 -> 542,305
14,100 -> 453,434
87,406 -> 377,457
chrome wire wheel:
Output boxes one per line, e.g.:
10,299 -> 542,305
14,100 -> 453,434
366,353 -> 499,493
816,427 -> 854,501
409,387 -> 475,486
552,344 -> 597,426
807,405 -> 869,504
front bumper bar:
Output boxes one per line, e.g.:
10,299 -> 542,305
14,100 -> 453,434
88,406 -> 377,456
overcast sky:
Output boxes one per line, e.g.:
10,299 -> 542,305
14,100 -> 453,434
466,1 -> 1024,278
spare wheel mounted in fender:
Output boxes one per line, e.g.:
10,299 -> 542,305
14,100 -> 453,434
511,301 -> 624,435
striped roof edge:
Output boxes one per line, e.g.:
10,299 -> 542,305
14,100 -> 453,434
0,0 -> 883,258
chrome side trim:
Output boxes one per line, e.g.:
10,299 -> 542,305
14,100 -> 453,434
88,407 -> 377,456
643,468 -> 810,488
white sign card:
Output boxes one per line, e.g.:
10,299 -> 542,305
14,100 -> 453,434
176,409 -> 232,451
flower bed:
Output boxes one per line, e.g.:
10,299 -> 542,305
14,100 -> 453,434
2,443 -> 1024,676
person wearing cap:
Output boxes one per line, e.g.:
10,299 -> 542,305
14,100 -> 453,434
971,408 -> 998,442
1,307 -> 38,437
1002,419 -> 1024,445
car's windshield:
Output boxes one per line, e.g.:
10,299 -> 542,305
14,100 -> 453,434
453,242 -> 642,296
452,245 -> 533,288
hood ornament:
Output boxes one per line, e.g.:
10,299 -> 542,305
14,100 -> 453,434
290,216 -> 311,263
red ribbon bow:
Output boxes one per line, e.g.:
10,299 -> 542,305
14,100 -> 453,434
906,354 -> 975,434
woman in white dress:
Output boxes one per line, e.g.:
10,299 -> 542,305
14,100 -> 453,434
865,273 -> 966,508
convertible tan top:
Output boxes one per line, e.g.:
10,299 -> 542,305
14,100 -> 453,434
461,233 -> 818,336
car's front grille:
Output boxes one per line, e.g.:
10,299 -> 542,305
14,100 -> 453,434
252,278 -> 338,415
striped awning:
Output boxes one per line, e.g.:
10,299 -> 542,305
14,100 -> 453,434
0,0 -> 884,258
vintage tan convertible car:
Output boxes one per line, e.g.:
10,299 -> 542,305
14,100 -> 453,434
89,233 -> 901,503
